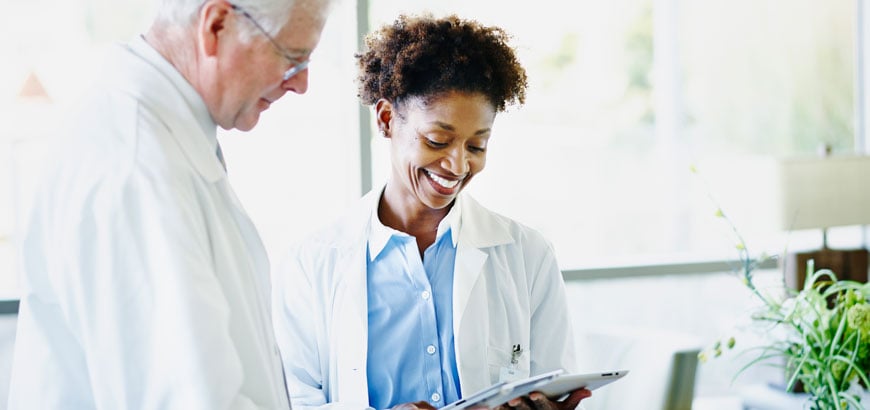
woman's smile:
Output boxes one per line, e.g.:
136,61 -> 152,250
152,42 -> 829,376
423,169 -> 462,194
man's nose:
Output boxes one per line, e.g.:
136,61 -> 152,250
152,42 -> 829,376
282,68 -> 309,95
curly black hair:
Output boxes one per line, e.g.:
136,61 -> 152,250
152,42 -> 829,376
355,14 -> 528,112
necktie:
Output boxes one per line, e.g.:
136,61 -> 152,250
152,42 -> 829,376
216,143 -> 227,172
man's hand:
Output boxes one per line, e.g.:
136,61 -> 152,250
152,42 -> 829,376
494,389 -> 592,410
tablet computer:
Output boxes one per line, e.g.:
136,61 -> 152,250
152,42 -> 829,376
440,369 -> 628,410
537,370 -> 629,400
440,370 -> 563,410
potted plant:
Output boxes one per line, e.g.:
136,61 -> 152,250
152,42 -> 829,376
698,199 -> 870,409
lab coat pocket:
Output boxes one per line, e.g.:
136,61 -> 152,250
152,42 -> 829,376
487,344 -> 531,382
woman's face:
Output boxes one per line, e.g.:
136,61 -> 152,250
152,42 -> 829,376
381,91 -> 496,213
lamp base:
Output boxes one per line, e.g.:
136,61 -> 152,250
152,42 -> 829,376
783,248 -> 869,290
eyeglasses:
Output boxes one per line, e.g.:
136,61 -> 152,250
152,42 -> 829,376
230,4 -> 310,81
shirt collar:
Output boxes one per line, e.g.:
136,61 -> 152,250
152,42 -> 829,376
367,206 -> 404,262
367,192 -> 463,261
437,196 -> 462,248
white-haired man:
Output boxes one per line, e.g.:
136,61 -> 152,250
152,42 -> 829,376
8,0 -> 330,408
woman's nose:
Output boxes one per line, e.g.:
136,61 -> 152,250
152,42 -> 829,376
442,147 -> 470,176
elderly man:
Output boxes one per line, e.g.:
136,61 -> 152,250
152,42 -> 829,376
8,0 -> 330,408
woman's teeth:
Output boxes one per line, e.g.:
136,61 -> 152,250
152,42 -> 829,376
426,170 -> 460,188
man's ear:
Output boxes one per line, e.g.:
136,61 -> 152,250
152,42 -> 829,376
375,98 -> 394,138
198,0 -> 232,57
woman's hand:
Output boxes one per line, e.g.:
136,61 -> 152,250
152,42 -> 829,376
391,401 -> 438,410
494,389 -> 591,410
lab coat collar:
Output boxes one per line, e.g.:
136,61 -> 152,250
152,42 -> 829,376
122,36 -> 224,182
366,186 -> 462,261
455,193 -> 513,249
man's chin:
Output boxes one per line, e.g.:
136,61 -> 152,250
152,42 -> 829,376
233,115 -> 260,132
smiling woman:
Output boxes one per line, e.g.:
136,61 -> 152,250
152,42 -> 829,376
355,13 -> 527,251
373,91 -> 495,245
271,13 -> 589,410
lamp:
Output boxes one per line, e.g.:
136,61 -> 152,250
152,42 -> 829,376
776,154 -> 870,289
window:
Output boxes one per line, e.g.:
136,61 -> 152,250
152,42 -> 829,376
219,0 -> 361,259
367,0 -> 857,269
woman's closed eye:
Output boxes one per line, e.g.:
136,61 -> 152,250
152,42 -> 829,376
425,138 -> 449,148
422,134 -> 487,153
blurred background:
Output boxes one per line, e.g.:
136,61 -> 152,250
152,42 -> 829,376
0,0 -> 866,408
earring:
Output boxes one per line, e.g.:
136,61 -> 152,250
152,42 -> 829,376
379,129 -> 387,138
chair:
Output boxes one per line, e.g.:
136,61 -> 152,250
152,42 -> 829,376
575,325 -> 702,410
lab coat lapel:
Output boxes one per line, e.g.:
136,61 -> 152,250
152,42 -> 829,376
451,194 -> 515,392
332,191 -> 379,404
120,41 -> 272,313
118,39 -> 225,184
452,247 -> 488,338
452,194 -> 514,336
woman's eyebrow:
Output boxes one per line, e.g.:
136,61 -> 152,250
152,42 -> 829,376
430,121 -> 491,135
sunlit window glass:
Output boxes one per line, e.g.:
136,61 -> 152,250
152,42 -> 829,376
368,0 -> 855,268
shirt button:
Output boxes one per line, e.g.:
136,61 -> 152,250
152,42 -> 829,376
421,290 -> 431,300
426,345 -> 436,355
431,392 -> 441,403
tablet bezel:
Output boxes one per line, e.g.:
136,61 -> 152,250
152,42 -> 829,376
536,370 -> 629,400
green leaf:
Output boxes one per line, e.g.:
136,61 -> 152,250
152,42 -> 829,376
785,353 -> 812,391
830,307 -> 849,357
838,392 -> 862,409
824,371 -> 842,410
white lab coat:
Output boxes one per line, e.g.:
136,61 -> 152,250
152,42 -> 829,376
8,37 -> 290,410
272,188 -> 577,410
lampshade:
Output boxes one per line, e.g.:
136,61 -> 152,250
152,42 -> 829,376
776,155 -> 870,231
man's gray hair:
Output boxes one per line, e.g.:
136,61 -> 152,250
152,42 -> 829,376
155,0 -> 295,36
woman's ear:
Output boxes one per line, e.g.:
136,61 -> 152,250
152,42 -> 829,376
198,0 -> 232,57
374,99 -> 394,138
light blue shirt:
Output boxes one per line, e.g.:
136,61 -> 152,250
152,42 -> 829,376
366,203 -> 463,409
